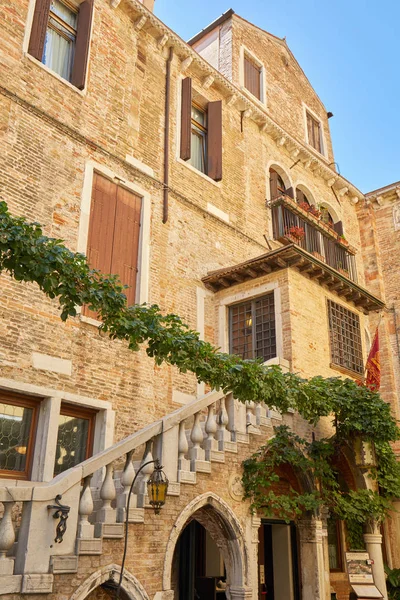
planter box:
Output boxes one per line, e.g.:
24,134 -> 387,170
338,267 -> 350,278
312,251 -> 326,263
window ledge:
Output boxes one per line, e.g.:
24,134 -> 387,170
80,314 -> 101,328
240,85 -> 266,109
24,53 -> 87,96
176,157 -> 221,187
304,141 -> 328,162
329,362 -> 363,381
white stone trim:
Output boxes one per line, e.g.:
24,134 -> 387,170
206,202 -> 230,223
0,378 -> 114,482
125,154 -> 155,177
239,45 -> 267,106
77,160 -> 151,305
302,102 -> 328,160
217,281 -> 283,360
31,352 -> 72,375
196,286 -> 213,397
22,0 -> 93,95
172,390 -> 196,405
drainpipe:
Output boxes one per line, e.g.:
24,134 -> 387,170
163,46 -> 173,224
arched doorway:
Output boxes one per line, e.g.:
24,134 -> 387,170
163,493 -> 251,600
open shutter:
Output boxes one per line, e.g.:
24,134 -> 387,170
333,221 -> 344,236
83,173 -> 117,317
207,100 -> 223,181
269,169 -> 278,201
71,0 -> 94,90
296,189 -> 305,204
111,187 -> 142,306
286,187 -> 294,199
180,77 -> 192,161
28,0 -> 51,61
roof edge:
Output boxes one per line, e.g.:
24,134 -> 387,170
187,9 -> 235,46
365,180 -> 400,198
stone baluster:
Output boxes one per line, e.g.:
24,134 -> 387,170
97,463 -> 116,524
0,502 -> 15,576
137,440 -> 154,507
189,412 -> 209,472
217,397 -> 231,451
203,403 -> 218,461
226,393 -> 237,441
246,401 -> 260,434
177,419 -> 194,483
77,476 -> 94,539
259,402 -> 271,427
117,450 -> 137,522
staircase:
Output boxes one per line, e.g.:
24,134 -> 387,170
0,389 -> 278,595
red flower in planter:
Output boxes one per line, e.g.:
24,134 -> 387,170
288,226 -> 305,240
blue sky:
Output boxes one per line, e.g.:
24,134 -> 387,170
155,0 -> 399,193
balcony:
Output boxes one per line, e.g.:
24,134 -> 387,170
270,195 -> 358,283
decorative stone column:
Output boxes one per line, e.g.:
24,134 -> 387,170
297,517 -> 326,600
363,524 -> 388,600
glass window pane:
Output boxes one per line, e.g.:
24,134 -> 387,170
191,105 -> 205,127
54,413 -> 90,475
0,402 -> 33,473
43,1 -> 77,81
327,518 -> 341,570
230,301 -> 253,359
189,129 -> 206,173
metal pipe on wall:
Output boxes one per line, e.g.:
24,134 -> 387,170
163,46 -> 174,224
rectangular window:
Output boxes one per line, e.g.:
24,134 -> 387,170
83,173 -> 142,317
180,78 -> 223,181
327,518 -> 343,571
189,103 -> 207,174
0,392 -> 39,480
328,300 -> 363,374
28,0 -> 93,89
306,111 -> 322,153
229,293 -> 276,362
54,403 -> 95,475
244,54 -> 261,100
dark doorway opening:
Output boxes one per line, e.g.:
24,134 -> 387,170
177,520 -> 227,600
258,520 -> 301,600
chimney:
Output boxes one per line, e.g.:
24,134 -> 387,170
141,0 -> 155,11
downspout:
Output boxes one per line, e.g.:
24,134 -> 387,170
163,46 -> 173,224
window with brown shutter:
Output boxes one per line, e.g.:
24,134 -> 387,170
28,0 -> 93,89
83,173 -> 142,317
306,111 -> 322,153
180,78 -> 223,181
54,403 -> 96,476
244,54 -> 262,100
269,168 -> 286,200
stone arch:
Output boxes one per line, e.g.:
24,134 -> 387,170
69,564 -> 150,600
162,492 -> 250,593
293,180 -> 317,207
319,200 -> 340,225
266,161 -> 293,202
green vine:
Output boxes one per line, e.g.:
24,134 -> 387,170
1,200 -> 400,534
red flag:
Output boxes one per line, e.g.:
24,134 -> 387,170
365,329 -> 380,391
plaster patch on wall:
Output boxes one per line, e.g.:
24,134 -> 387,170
32,352 -> 72,375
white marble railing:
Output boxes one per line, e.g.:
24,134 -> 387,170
0,388 -> 274,584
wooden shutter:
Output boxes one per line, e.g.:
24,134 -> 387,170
71,0 -> 94,90
111,186 -> 142,306
180,77 -> 192,161
83,173 -> 117,317
296,189 -> 305,204
286,187 -> 294,199
333,220 -> 344,236
269,169 -> 278,200
28,0 -> 51,61
207,100 -> 223,181
244,55 -> 261,100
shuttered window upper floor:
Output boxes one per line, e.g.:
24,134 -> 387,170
28,0 -> 93,89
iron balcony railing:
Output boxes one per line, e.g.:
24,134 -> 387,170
271,200 -> 358,283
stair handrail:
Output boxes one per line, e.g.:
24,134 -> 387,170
0,388 -> 226,503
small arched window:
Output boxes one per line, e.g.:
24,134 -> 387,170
296,188 -> 311,208
270,168 -> 287,200
320,206 -> 334,227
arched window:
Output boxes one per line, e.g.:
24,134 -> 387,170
295,188 -> 311,208
320,206 -> 334,227
269,168 -> 287,200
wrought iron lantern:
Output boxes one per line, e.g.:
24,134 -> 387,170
147,460 -> 169,514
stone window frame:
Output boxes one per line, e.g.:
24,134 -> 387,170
302,102 -> 328,159
327,299 -> 364,376
239,45 -> 267,106
22,0 -> 94,96
77,160 -> 151,327
216,281 -> 284,362
0,378 -> 114,483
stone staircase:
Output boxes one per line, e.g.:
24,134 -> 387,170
0,389 -> 279,595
